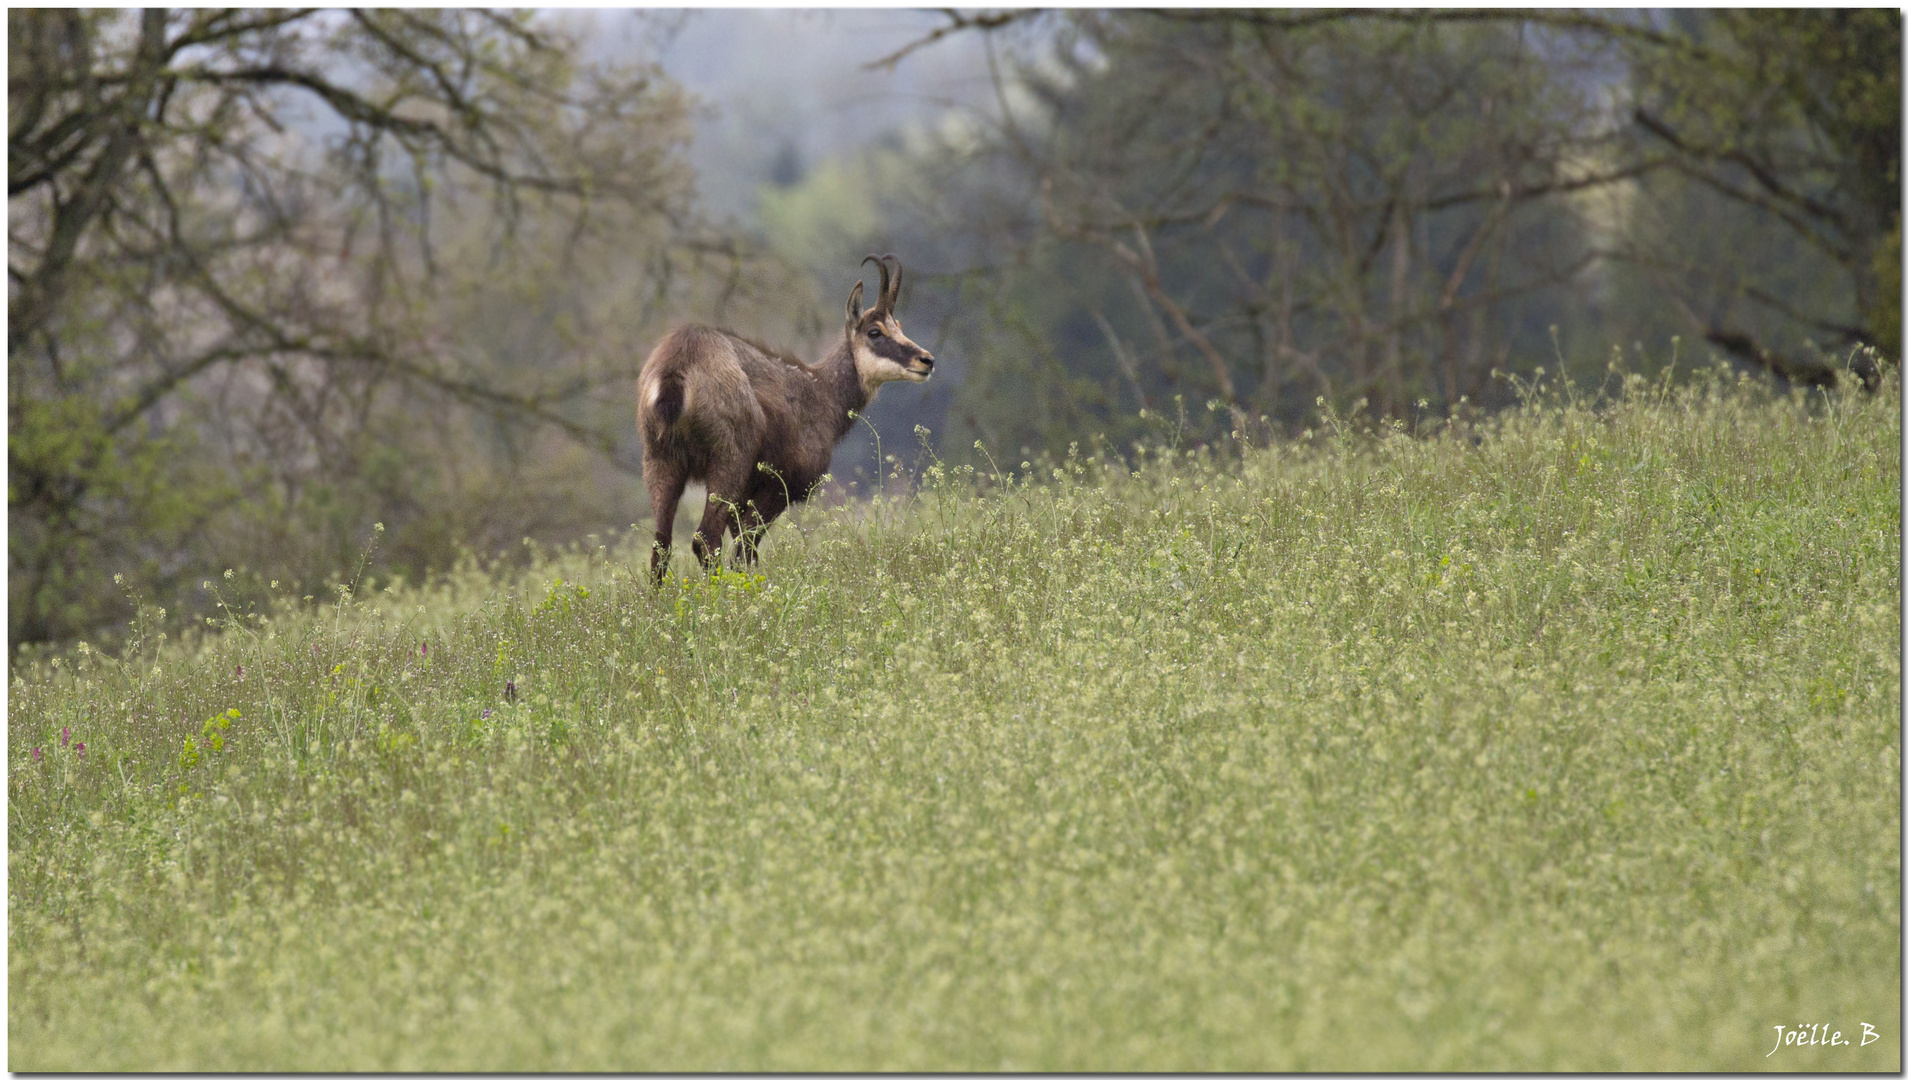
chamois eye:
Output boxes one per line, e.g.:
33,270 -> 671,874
867,327 -> 883,339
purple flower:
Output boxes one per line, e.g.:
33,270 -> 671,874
73,742 -> 85,761
236,663 -> 245,679
481,708 -> 493,720
504,679 -> 517,702
420,643 -> 429,658
60,727 -> 70,748
31,747 -> 42,763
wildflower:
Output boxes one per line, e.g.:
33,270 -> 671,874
505,678 -> 517,702
74,742 -> 86,761
236,664 -> 245,679
61,727 -> 70,748
420,643 -> 429,659
32,747 -> 42,763
481,709 -> 493,720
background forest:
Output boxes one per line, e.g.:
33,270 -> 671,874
10,8 -> 1901,650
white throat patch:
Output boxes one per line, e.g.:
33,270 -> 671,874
852,341 -> 915,396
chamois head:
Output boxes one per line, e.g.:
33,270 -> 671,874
845,253 -> 934,391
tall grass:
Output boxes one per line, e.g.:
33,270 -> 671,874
10,367 -> 1900,1070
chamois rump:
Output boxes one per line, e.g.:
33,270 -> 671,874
637,254 -> 934,582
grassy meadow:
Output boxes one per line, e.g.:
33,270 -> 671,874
9,368 -> 1901,1070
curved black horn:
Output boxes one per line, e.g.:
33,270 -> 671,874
880,253 -> 902,309
861,254 -> 890,310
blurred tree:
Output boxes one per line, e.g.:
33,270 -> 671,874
1594,9 -> 1899,384
1132,9 -> 1902,387
873,8 -> 1896,465
924,11 -> 1620,460
8,9 -> 701,646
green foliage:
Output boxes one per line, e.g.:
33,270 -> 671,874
863,9 -> 1898,467
6,9 -> 702,649
758,153 -> 891,279
1618,9 -> 1902,361
1875,222 -> 1903,363
9,371 -> 1899,1069
8,389 -> 222,643
925,11 -> 1622,459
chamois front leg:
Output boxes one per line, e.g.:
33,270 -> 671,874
693,462 -> 755,574
645,467 -> 688,586
732,480 -> 790,566
692,498 -> 736,573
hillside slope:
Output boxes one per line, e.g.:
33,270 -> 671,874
10,370 -> 1900,1070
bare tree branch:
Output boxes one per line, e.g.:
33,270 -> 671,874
863,9 -> 1039,73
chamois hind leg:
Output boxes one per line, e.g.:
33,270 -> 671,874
644,466 -> 688,586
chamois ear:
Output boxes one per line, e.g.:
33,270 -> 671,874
845,280 -> 865,329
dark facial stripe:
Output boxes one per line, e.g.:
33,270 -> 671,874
860,315 -> 925,360
869,332 -> 925,364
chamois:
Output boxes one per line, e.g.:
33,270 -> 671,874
637,254 -> 935,582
